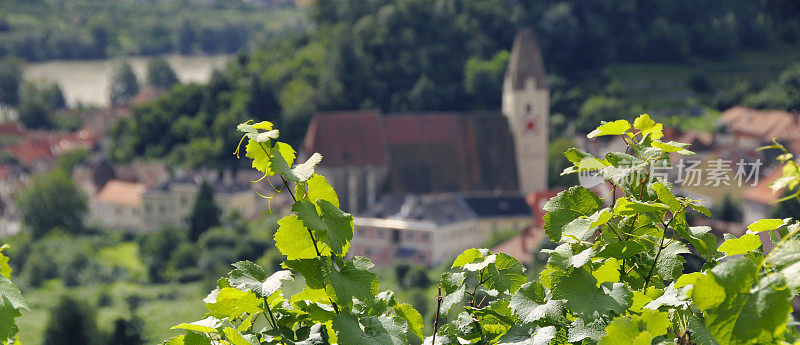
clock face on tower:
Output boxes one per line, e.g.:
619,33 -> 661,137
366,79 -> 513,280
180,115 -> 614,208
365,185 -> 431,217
523,115 -> 538,135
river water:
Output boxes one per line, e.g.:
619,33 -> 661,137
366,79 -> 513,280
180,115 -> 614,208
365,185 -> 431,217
23,55 -> 230,107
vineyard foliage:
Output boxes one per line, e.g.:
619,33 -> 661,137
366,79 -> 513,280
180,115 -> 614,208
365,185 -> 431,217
155,115 -> 800,345
1,244 -> 27,345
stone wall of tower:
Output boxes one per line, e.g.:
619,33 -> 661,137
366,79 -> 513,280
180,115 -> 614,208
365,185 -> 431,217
502,77 -> 549,195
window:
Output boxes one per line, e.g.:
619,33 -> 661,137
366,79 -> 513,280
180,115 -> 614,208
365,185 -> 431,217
377,229 -> 385,238
357,228 -> 366,237
421,233 -> 430,242
405,231 -> 414,241
525,103 -> 532,114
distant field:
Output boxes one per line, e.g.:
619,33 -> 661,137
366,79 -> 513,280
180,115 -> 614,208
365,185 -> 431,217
16,280 -> 209,344
605,43 -> 800,117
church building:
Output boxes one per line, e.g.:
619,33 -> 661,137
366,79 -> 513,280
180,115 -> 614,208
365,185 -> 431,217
301,28 -> 549,215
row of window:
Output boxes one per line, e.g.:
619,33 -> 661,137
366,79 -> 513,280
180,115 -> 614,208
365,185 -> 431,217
355,227 -> 431,243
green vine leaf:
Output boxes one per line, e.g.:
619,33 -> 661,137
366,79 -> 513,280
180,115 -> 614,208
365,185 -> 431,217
543,186 -> 603,242
274,215 -> 330,260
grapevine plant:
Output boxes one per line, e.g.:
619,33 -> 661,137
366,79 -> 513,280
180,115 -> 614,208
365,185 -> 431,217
0,244 -> 27,345
165,116 -> 800,345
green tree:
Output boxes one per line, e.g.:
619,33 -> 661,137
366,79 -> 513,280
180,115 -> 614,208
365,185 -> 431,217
42,296 -> 100,345
146,57 -> 179,90
770,191 -> 800,220
548,136 -> 578,188
109,61 -> 140,106
108,316 -> 145,345
16,169 -> 87,239
176,19 -> 196,54
17,96 -> 50,129
463,51 -> 509,109
0,57 -> 22,106
188,180 -> 220,241
717,194 -> 742,222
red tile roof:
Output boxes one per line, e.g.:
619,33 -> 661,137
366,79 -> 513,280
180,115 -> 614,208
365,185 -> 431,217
302,111 -> 389,167
0,123 -> 24,137
7,140 -> 53,166
720,106 -> 800,141
96,180 -> 145,207
742,167 -> 786,205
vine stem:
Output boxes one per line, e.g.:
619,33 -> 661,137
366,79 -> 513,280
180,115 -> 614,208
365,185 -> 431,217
643,205 -> 688,290
263,297 -> 278,329
432,285 -> 442,345
257,141 -> 338,313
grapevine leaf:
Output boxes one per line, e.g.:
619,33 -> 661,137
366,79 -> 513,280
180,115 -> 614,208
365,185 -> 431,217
746,218 -> 788,233
646,240 -> 689,280
551,268 -> 631,320
395,303 -> 424,341
564,147 -> 592,164
543,186 -> 603,242
567,317 -> 606,342
332,314 -> 407,345
598,309 -> 670,345
718,234 -> 761,256
766,240 -> 800,267
440,284 -> 465,317
307,174 -> 340,208
292,153 -> 323,182
205,287 -> 262,319
452,248 -> 489,269
0,275 -> 26,310
587,120 -> 631,138
228,261 -> 292,298
651,140 -> 695,156
592,258 -> 621,286
561,208 -> 610,243
613,197 -> 669,216
171,317 -> 221,333
598,241 -> 645,259
317,200 -> 353,256
644,282 -> 689,310
283,258 -> 326,290
274,214 -> 330,260
633,114 -> 664,140
630,287 -> 663,312
509,282 -> 565,323
688,314 -> 721,345
546,245 -> 594,269
0,245 -> 11,278
223,327 -> 257,345
497,325 -> 557,345
485,253 -> 526,293
324,256 -> 379,306
440,271 -> 467,294
0,297 -> 22,342
704,258 -> 792,344
651,182 -> 680,211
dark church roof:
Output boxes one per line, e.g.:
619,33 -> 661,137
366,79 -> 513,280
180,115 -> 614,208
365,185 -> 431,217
302,110 -> 390,167
302,111 -> 519,194
506,27 -> 547,90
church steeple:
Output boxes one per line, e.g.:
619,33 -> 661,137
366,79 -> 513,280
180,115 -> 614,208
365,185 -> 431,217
506,27 -> 547,91
502,27 -> 549,195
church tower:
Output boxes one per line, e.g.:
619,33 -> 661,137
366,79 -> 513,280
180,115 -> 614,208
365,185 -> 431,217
502,27 -> 549,195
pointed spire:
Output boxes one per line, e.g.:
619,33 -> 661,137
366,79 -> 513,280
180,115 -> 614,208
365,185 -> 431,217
506,27 -> 547,91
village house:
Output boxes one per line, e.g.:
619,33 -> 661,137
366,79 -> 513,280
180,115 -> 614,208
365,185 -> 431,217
351,194 -> 533,266
90,179 -> 146,231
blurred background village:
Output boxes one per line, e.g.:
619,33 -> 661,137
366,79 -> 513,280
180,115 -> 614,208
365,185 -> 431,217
0,0 -> 799,343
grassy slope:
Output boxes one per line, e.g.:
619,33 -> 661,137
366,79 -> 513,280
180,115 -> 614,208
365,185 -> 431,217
605,43 -> 800,128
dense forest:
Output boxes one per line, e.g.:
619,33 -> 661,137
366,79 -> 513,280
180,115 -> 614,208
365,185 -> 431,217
109,0 -> 800,170
0,0 -> 305,61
